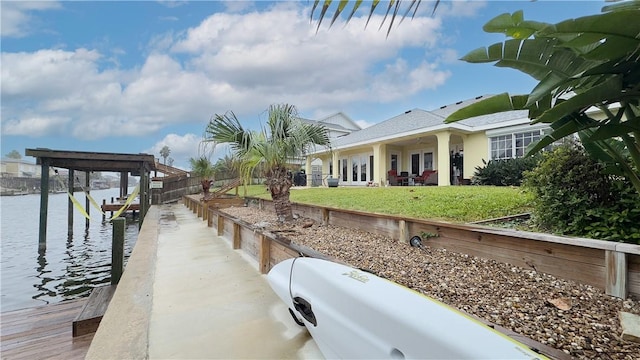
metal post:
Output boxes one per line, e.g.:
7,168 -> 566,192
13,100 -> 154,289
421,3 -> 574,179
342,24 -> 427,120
68,169 -> 74,236
38,158 -> 50,250
111,217 -> 125,285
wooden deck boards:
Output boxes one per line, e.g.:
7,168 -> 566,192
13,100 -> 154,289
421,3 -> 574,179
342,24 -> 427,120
73,285 -> 116,337
1,299 -> 94,359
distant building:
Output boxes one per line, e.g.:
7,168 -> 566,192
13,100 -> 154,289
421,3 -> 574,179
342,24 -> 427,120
299,113 -> 362,181
300,112 -> 362,140
0,158 -> 43,178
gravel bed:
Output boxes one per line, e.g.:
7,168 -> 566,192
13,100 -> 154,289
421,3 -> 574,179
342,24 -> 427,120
222,206 -> 640,360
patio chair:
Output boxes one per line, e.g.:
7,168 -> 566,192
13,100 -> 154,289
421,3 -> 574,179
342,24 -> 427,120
387,170 -> 399,186
414,170 -> 437,185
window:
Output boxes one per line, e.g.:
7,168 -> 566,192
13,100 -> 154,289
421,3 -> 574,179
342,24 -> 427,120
411,153 -> 420,175
491,135 -> 512,160
360,156 -> 367,182
490,130 -> 542,160
515,131 -> 541,157
423,152 -> 433,170
352,160 -> 358,182
390,154 -> 398,171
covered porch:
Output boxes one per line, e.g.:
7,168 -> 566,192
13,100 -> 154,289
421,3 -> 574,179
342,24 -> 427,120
306,128 -> 485,187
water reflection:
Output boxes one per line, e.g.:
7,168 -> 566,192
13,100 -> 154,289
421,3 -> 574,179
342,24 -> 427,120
34,248 -> 56,305
1,188 -> 138,312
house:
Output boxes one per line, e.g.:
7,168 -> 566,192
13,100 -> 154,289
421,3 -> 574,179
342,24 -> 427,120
299,112 -> 362,185
1,158 -> 43,178
301,112 -> 362,140
304,95 -> 552,186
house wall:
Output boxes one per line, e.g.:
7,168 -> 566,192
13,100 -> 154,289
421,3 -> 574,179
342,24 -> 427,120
1,160 -> 43,177
463,133 -> 488,181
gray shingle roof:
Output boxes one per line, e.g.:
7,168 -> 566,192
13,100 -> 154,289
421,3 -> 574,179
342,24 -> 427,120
330,95 -> 530,148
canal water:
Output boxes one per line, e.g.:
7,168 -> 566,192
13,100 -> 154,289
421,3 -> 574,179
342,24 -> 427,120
0,188 -> 139,312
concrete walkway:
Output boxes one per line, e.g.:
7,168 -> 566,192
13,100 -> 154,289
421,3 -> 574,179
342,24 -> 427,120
87,204 -> 321,359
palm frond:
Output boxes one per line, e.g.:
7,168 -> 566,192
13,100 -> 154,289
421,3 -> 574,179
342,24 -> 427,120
311,0 -> 439,37
205,111 -> 254,158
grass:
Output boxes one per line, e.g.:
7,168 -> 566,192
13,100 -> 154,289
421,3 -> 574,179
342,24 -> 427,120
238,185 -> 533,223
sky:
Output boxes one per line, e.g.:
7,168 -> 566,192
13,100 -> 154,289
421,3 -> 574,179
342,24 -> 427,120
1,0 -> 606,169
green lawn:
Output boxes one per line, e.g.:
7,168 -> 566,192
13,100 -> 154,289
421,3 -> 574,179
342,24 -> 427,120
239,185 -> 533,223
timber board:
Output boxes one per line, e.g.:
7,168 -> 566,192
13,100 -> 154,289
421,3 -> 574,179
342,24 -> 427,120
329,211 -> 398,238
240,226 -> 258,258
72,285 -> 116,337
1,299 -> 94,360
290,204 -> 323,221
101,203 -> 140,212
435,227 -> 605,266
427,237 -> 606,288
269,241 -> 299,269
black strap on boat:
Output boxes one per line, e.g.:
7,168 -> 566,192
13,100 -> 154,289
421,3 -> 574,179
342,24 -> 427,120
288,308 -> 305,326
287,257 -> 318,327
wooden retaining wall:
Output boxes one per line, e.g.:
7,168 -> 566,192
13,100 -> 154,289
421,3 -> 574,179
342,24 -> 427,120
185,195 -> 640,299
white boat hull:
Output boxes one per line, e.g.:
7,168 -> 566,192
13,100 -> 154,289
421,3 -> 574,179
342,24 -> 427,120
268,257 -> 547,359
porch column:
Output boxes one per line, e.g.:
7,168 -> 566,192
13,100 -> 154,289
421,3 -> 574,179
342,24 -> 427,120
331,151 -> 339,180
305,157 -> 312,187
436,131 -> 451,186
372,144 -> 385,186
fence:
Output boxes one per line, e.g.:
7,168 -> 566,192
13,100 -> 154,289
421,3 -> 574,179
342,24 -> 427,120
151,175 -> 201,204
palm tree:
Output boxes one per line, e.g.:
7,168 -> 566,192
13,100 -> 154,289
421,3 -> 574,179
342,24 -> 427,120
213,154 -> 239,181
160,146 -> 171,165
189,156 -> 215,200
204,104 -> 331,221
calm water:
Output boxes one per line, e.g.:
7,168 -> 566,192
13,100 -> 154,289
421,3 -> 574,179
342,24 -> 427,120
0,188 -> 138,312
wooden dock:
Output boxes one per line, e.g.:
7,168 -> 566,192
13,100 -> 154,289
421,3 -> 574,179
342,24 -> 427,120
100,203 -> 140,212
0,299 -> 94,359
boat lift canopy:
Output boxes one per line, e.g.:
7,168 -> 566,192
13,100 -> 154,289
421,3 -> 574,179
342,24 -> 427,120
26,148 -> 157,249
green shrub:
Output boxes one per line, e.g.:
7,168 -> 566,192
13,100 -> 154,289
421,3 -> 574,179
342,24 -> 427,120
523,143 -> 640,244
472,155 -> 542,186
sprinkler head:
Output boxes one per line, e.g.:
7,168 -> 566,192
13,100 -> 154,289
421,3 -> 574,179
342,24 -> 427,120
409,236 -> 423,248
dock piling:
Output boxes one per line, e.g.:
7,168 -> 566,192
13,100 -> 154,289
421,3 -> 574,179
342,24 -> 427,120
111,217 -> 125,285
68,169 -> 74,237
38,158 -> 50,250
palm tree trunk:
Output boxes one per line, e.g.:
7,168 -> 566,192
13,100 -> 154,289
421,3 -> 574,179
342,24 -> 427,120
268,166 -> 293,221
201,179 -> 211,200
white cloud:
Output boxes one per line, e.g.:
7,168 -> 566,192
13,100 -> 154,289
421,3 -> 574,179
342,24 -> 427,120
2,116 -> 71,137
1,3 -> 455,142
144,133 -> 203,169
0,1 -> 61,38
143,133 -> 232,169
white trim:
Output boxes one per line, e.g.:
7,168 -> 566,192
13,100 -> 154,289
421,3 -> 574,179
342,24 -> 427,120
486,126 -> 547,160
486,123 -> 549,137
